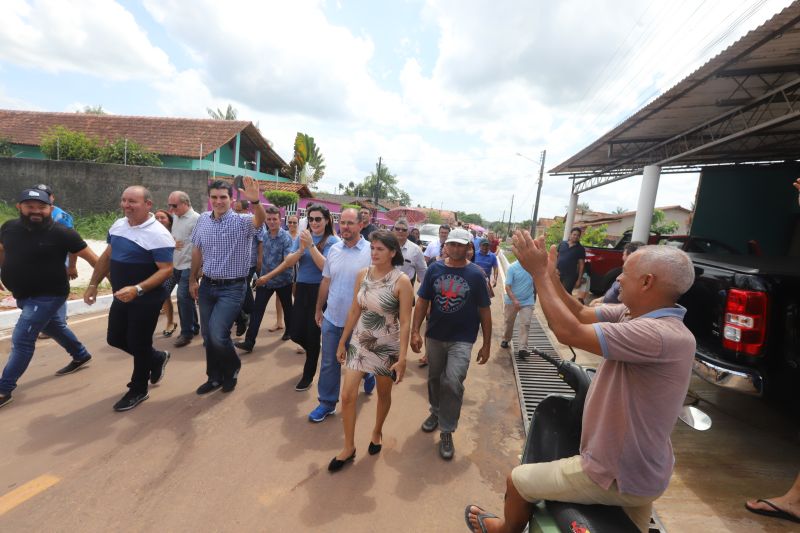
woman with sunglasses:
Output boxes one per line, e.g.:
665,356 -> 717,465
256,204 -> 338,390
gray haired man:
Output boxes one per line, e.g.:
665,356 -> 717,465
168,191 -> 200,347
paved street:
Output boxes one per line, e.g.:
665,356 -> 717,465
0,295 -> 524,532
2,290 -> 799,532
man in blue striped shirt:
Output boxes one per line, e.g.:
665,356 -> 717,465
189,177 -> 266,395
84,186 -> 175,412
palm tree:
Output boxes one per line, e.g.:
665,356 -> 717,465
283,132 -> 325,187
613,206 -> 628,214
207,104 -> 238,120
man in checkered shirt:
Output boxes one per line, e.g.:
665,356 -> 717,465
189,177 -> 266,395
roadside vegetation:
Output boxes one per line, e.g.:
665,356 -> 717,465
0,201 -> 116,240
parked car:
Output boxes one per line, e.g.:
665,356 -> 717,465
682,253 -> 800,412
584,231 -> 740,295
418,223 -> 440,251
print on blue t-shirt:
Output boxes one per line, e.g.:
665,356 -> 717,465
418,261 -> 490,344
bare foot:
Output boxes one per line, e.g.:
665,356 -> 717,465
746,497 -> 800,521
335,447 -> 356,461
268,324 -> 283,332
467,505 -> 503,533
370,431 -> 382,445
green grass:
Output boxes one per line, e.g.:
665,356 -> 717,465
74,211 -> 118,240
0,201 -> 116,240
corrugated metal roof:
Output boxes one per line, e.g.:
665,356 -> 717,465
551,2 -> 800,180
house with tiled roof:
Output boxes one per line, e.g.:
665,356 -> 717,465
0,109 -> 291,183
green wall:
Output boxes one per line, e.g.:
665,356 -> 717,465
692,163 -> 800,255
10,144 -> 45,159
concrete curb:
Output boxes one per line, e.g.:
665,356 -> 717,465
0,294 -> 114,330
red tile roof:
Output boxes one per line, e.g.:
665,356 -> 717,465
0,109 -> 285,166
259,181 -> 313,198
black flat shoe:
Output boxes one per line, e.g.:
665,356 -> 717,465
328,449 -> 356,472
368,441 -> 382,455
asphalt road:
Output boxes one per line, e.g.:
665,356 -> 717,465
0,296 -> 524,532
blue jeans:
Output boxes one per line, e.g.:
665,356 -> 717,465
198,281 -> 247,383
175,269 -> 199,338
318,318 -> 345,409
0,296 -> 90,394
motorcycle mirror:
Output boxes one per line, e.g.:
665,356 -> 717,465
678,405 -> 712,431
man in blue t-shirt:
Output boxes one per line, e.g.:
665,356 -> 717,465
502,260 -> 535,359
473,239 -> 499,291
411,227 -> 491,461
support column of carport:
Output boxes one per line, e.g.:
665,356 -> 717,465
632,165 -> 661,244
563,185 -> 579,240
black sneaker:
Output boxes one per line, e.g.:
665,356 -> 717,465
55,356 -> 92,376
150,351 -> 170,385
439,431 -> 454,460
196,381 -> 222,395
294,377 -> 312,391
421,413 -> 439,433
234,340 -> 254,353
222,377 -> 237,393
517,349 -> 529,359
0,393 -> 13,409
113,390 -> 149,412
500,340 -> 509,349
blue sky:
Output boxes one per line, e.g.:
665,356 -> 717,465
0,0 -> 794,221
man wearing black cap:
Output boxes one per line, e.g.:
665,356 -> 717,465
0,189 -> 98,409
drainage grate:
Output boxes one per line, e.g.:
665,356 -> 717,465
510,314 -> 574,432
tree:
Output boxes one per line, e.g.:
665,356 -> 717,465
545,218 -> 565,248
0,138 -> 13,157
577,201 -> 591,212
283,132 -> 325,188
207,104 -> 238,120
345,159 -> 412,205
427,211 -> 443,224
96,139 -> 161,166
79,105 -> 106,115
581,225 -> 609,247
41,126 -> 100,161
264,191 -> 299,207
456,211 -> 484,225
613,206 -> 627,214
650,209 -> 679,235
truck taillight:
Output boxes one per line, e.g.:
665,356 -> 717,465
722,289 -> 768,356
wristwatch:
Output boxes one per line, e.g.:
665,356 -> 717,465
135,285 -> 144,297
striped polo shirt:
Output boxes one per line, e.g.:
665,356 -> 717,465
108,214 -> 175,303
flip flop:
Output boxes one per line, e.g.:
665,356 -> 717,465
464,504 -> 498,533
162,324 -> 177,337
745,499 -> 800,523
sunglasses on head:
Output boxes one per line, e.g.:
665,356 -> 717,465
308,216 -> 325,222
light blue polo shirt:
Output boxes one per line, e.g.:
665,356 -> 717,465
322,237 -> 372,327
504,261 -> 535,306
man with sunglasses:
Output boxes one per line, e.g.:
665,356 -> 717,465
189,177 -> 266,395
167,191 -> 200,348
393,218 -> 426,285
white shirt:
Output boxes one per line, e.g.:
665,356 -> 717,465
170,208 -> 199,270
400,240 -> 427,284
424,240 -> 443,259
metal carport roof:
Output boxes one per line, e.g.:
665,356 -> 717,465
551,1 -> 800,194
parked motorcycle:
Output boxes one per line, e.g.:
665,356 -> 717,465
521,347 -> 710,533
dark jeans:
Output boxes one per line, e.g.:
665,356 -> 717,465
0,295 -> 90,394
290,282 -> 322,382
175,268 -> 199,338
244,283 -> 293,346
236,266 -> 258,328
198,280 -> 247,384
107,298 -> 164,394
560,274 -> 578,293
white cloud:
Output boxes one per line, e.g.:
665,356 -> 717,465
0,0 -> 173,80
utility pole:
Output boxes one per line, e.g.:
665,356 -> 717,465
374,156 -> 382,207
507,194 -> 515,237
531,149 -> 546,236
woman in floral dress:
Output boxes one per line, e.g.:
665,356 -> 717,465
329,230 -> 414,472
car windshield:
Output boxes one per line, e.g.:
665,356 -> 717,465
420,224 -> 439,238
